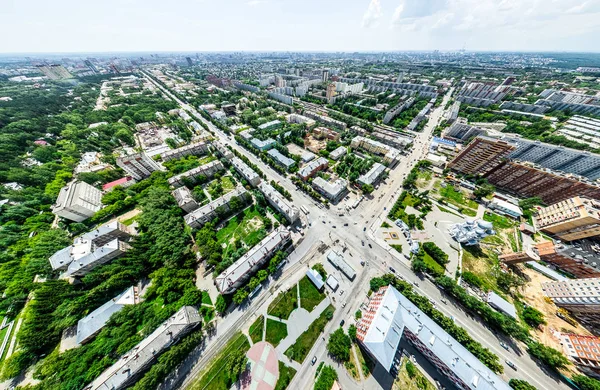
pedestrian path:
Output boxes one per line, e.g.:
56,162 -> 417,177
275,297 -> 331,355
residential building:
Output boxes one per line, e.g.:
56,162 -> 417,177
535,89 -> 600,117
274,75 -> 285,88
447,101 -> 461,124
168,160 -> 224,188
559,333 -> 600,379
504,136 -> 600,181
326,83 -> 336,103
322,69 -> 329,82
313,127 -> 340,141
102,176 -> 135,192
487,197 -> 523,219
285,114 -> 316,127
268,91 -> 294,105
160,142 -> 209,162
486,291 -> 517,319
484,161 -> 600,204
215,228 -> 291,294
257,182 -> 299,223
350,136 -> 400,165
443,120 -> 485,143
356,285 -> 511,390
326,250 -> 356,280
557,116 -> 600,150
456,81 -> 513,107
306,269 -> 324,291
212,141 -> 234,160
53,181 -> 103,222
36,64 -> 73,80
84,306 -> 201,390
448,136 -> 516,176
116,152 -> 164,181
298,157 -> 328,181
383,97 -> 415,124
358,163 -> 385,187
184,186 -> 250,229
172,187 -> 199,213
231,157 -> 261,187
303,111 -> 347,131
425,153 -> 447,168
267,149 -> 295,170
257,120 -> 281,131
233,81 -> 260,93
534,196 -> 600,241
312,177 -> 348,204
76,286 -> 140,345
301,151 -> 316,163
330,146 -> 347,161
534,241 -> 600,279
250,138 -> 276,151
543,277 -> 600,332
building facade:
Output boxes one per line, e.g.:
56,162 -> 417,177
448,136 -> 516,176
53,181 -> 103,222
534,196 -> 600,241
117,152 -> 164,181
543,278 -> 600,332
183,186 -> 250,229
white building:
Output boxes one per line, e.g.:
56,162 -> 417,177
116,152 -> 164,181
184,186 -> 250,229
487,197 -> 523,219
168,160 -> 224,188
53,181 -> 103,222
350,136 -> 400,165
329,146 -> 347,161
231,157 -> 261,187
160,142 -> 209,162
312,177 -> 348,203
258,181 -> 299,223
358,163 -> 386,187
448,219 -> 495,246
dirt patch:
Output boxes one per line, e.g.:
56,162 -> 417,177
303,134 -> 327,153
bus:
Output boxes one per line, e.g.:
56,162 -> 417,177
301,205 -> 309,215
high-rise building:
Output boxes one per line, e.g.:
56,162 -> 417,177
326,83 -> 336,104
185,57 -> 193,67
447,136 -> 516,176
543,277 -> 600,332
84,59 -> 98,74
559,333 -> 600,379
534,197 -> 600,241
53,181 -> 103,222
116,152 -> 164,180
274,75 -> 285,88
322,69 -> 329,82
36,64 -> 73,80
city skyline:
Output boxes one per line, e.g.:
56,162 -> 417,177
2,0 -> 600,53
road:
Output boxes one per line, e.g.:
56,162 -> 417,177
142,72 -> 570,390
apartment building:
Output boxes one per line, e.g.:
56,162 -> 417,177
383,97 -> 415,124
267,149 -> 295,170
117,152 -> 164,180
358,163 -> 386,187
257,181 -> 299,223
285,113 -> 316,127
172,186 -> 199,213
215,228 -> 291,294
559,333 -> 600,379
456,81 -> 513,107
535,241 -> 600,279
330,146 -> 347,161
448,136 -> 516,176
250,138 -> 276,151
534,197 -> 600,241
312,177 -> 348,204
298,157 -> 328,181
536,89 -> 600,117
313,127 -> 340,141
53,181 -> 103,222
350,136 -> 400,165
84,306 -> 200,390
543,278 -> 600,332
558,116 -> 600,150
160,142 -> 209,162
484,161 -> 600,204
184,186 -> 250,229
443,120 -> 485,143
212,141 -> 234,160
168,160 -> 224,188
257,120 -> 281,131
231,157 -> 261,187
357,286 -> 511,390
446,100 -> 461,124
303,111 -> 347,131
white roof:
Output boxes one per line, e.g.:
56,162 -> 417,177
306,269 -> 325,290
486,291 -> 517,319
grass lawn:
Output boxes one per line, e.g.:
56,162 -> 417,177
356,344 -> 375,378
201,291 -> 212,306
461,245 -> 501,293
268,287 -> 298,320
346,345 -> 360,380
189,331 -> 250,390
121,215 -> 138,226
274,361 -> 297,390
221,175 -> 237,192
265,319 -> 288,347
394,358 -> 437,390
249,315 -> 264,344
483,211 -> 516,230
284,305 -> 334,363
439,185 -> 478,210
299,276 -> 326,312
460,208 -> 478,217
437,205 -> 461,217
390,244 -> 403,254
216,207 -> 266,255
422,251 -> 445,274
197,154 -> 217,166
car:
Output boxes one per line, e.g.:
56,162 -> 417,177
389,267 -> 396,273
322,220 -> 326,224
506,360 -> 517,370
501,342 -> 509,351
361,240 -> 365,246
332,225 -> 336,228
311,356 -> 318,365
339,290 -> 344,296
340,319 -> 345,326
343,223 -> 348,226
440,298 -> 447,304
368,243 -> 372,248
360,260 -> 365,266
342,302 -> 347,308
363,227 -> 366,231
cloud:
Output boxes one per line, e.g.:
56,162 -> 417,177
362,0 -> 382,28
247,0 -> 266,6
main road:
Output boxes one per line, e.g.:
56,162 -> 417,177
142,71 -> 569,390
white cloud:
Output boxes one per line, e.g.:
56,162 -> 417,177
362,0 -> 383,28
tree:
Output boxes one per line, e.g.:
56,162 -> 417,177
348,324 -> 357,341
509,379 -> 537,390
327,328 -> 352,362
215,294 -> 227,314
572,375 -> 600,390
527,341 -> 570,369
312,263 -> 327,279
473,183 -> 495,199
522,307 -> 546,328
226,348 -> 248,384
405,360 -> 417,379
361,184 -> 374,194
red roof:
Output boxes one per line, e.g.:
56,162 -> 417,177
34,140 -> 48,146
102,176 -> 133,191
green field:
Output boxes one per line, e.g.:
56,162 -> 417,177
268,287 -> 298,320
439,185 -> 478,211
189,331 -> 250,390
274,361 -> 297,390
422,251 -> 445,274
284,305 -> 334,363
299,276 -> 326,312
265,319 -> 288,347
216,207 -> 267,255
201,291 -> 213,306
249,315 -> 264,344
483,211 -> 516,230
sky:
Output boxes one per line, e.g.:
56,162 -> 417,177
2,0 -> 600,53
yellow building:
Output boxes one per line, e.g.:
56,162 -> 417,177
535,196 -> 600,241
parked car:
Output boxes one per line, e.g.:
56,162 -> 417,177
311,356 -> 318,365
389,267 -> 396,273
500,342 -> 509,351
339,290 -> 344,296
340,319 -> 345,327
360,260 -> 365,266
363,227 -> 367,231
361,240 -> 365,246
368,243 -> 372,248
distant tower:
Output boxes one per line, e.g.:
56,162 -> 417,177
322,69 -> 329,82
397,71 -> 405,83
274,75 -> 285,88
326,83 -> 336,104
186,57 -> 193,67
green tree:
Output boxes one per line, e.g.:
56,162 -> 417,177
509,378 -> 537,390
327,328 -> 352,362
522,307 -> 546,328
215,294 -> 227,314
572,375 -> 600,390
226,348 -> 248,384
527,341 -> 570,370
348,324 -> 357,341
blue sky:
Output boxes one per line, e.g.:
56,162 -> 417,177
2,0 -> 600,53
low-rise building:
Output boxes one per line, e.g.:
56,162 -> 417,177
213,141 -> 233,160
487,197 -> 523,219
102,176 -> 135,192
258,120 -> 281,131
250,138 -> 276,151
215,228 -> 291,294
559,333 -> 600,379
312,177 -> 348,203
286,114 -> 316,127
356,285 -> 511,390
298,157 -> 328,181
172,187 -> 199,213
326,250 -> 356,280
76,286 -> 140,345
168,160 -> 224,188
358,163 -> 385,187
258,181 -> 299,223
160,142 -> 209,162
350,136 -> 400,165
534,241 -> 600,279
53,181 -> 103,222
329,146 -> 347,161
184,186 -> 250,229
425,153 -> 447,168
84,306 -> 201,390
306,269 -> 324,291
312,127 -> 340,141
486,291 -> 517,319
117,151 -> 164,180
267,149 -> 295,170
231,157 -> 261,187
